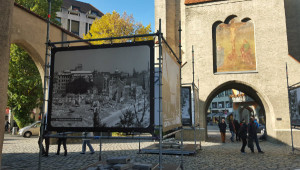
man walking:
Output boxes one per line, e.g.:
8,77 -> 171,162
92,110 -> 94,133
218,118 -> 227,143
229,118 -> 236,142
239,119 -> 247,153
251,116 -> 264,153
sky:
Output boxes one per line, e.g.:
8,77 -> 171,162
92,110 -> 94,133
54,45 -> 150,74
77,0 -> 155,31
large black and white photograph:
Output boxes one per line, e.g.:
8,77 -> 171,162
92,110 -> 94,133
289,86 -> 300,126
181,87 -> 191,126
49,41 -> 154,132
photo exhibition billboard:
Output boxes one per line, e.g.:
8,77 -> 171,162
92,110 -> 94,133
181,85 -> 200,127
162,45 -> 181,132
181,87 -> 192,126
49,41 -> 154,133
289,86 -> 300,126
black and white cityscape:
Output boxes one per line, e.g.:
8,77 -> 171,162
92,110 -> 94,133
181,87 -> 191,125
50,45 -> 152,130
290,87 -> 300,126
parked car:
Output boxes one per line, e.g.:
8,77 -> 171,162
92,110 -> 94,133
18,121 -> 41,138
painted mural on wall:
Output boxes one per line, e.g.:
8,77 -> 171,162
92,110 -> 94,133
216,18 -> 256,72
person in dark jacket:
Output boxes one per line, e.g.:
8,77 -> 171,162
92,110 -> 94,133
234,119 -> 241,141
239,119 -> 248,153
56,132 -> 67,156
218,118 -> 227,143
247,118 -> 255,153
229,119 -> 236,142
251,116 -> 264,153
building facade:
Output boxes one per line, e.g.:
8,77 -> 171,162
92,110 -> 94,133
56,0 -> 103,37
156,0 -> 300,145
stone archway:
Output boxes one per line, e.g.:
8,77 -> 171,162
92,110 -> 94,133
0,2 -> 89,165
203,80 -> 271,140
12,39 -> 45,83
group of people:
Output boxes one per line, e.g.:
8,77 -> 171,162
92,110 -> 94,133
39,131 -> 95,157
218,116 -> 264,154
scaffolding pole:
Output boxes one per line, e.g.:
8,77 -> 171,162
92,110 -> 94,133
38,0 -> 51,169
158,19 -> 163,170
48,33 -> 158,45
178,20 -> 184,170
286,63 -> 295,154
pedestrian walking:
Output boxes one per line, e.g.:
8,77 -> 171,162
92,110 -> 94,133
5,120 -> 10,132
218,118 -> 227,143
38,129 -> 50,157
252,117 -> 264,153
239,119 -> 248,153
56,132 -> 67,156
234,119 -> 241,141
81,132 -> 95,154
247,118 -> 255,153
229,118 -> 236,142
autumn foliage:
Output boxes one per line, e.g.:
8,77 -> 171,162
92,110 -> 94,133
84,11 -> 153,44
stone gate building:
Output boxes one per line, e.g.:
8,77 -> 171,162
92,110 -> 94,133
155,0 -> 300,146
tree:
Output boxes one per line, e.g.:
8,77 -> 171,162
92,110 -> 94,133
15,0 -> 62,25
84,11 -> 153,44
7,44 -> 43,128
8,0 -> 62,128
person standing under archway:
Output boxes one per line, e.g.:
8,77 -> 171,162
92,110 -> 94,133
229,118 -> 236,142
239,119 -> 247,153
218,118 -> 227,143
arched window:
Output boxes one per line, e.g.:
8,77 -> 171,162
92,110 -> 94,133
213,16 -> 256,73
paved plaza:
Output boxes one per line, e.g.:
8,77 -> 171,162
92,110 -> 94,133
1,126 -> 300,170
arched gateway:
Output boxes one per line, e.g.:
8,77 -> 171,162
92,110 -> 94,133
155,0 -> 300,146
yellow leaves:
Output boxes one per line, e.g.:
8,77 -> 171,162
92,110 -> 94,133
83,11 -> 153,45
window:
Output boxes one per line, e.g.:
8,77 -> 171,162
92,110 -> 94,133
212,102 -> 217,109
71,20 -> 79,35
218,102 -> 224,108
218,92 -> 224,97
91,10 -> 98,15
226,101 -> 232,108
72,6 -> 80,11
67,19 -> 70,31
85,23 -> 92,34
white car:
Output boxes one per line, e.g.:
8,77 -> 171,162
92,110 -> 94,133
18,121 -> 41,138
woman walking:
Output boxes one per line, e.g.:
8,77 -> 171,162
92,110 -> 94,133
81,132 -> 95,154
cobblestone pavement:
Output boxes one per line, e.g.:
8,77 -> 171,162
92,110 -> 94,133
1,126 -> 300,170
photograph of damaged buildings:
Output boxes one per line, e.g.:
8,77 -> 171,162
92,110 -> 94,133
49,44 -> 153,131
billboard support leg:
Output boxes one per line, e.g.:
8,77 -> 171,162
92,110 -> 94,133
192,45 -> 197,150
138,133 -> 141,154
99,132 -> 102,161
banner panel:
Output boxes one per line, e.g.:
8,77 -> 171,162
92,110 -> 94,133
289,86 -> 300,126
49,41 -> 154,133
181,87 -> 192,126
193,86 -> 200,126
162,45 -> 181,132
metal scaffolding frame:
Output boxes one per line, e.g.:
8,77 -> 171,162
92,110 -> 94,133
39,1 -> 189,169
286,63 -> 300,154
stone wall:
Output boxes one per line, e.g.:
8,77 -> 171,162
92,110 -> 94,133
156,0 -> 300,146
0,0 -> 14,166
